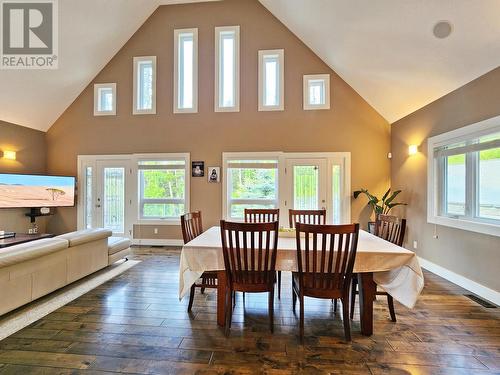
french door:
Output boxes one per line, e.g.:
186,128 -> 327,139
78,157 -> 133,237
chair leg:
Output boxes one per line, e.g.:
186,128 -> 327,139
387,294 -> 397,322
232,291 -> 236,308
342,297 -> 352,342
269,289 -> 275,333
299,294 -> 304,343
292,287 -> 297,311
225,288 -> 232,337
243,292 -> 246,305
277,271 -> 281,300
187,284 -> 196,312
350,277 -> 357,319
333,299 -> 338,313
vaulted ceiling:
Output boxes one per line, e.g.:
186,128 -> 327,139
1,0 -> 499,131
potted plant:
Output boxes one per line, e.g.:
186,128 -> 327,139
353,188 -> 406,233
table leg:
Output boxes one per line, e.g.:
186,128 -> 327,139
358,272 -> 376,336
217,270 -> 226,327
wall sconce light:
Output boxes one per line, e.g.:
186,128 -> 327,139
408,145 -> 418,156
2,150 -> 16,160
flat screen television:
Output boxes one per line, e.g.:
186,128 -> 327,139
0,173 -> 76,208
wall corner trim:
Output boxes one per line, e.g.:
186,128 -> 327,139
418,256 -> 500,306
131,239 -> 184,247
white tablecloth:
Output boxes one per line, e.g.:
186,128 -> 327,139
179,227 -> 424,308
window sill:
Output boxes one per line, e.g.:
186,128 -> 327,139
428,215 -> 500,237
136,219 -> 181,226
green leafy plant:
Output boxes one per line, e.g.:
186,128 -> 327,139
353,188 -> 406,216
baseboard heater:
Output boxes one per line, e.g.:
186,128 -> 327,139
464,294 -> 497,308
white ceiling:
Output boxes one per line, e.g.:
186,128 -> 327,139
1,0 -> 499,131
260,0 -> 500,123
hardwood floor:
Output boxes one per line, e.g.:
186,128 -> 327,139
0,247 -> 498,374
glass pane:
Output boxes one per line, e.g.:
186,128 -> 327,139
230,203 -> 275,219
220,32 -> 235,108
294,165 -> 319,210
141,169 -> 185,199
179,33 -> 194,109
85,167 -> 93,229
264,55 -> 279,106
138,61 -> 153,110
308,80 -> 325,105
138,160 -> 184,166
478,147 -> 500,220
446,154 -> 466,216
332,165 -> 341,224
143,203 -> 185,219
98,88 -> 113,112
103,168 -> 125,233
229,168 -> 276,199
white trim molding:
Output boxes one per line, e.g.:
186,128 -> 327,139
214,25 -> 240,112
93,83 -> 116,116
303,74 -> 330,110
174,28 -> 198,114
258,49 -> 284,111
418,256 -> 500,306
132,239 -> 184,247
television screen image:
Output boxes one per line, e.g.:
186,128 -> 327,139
0,174 -> 76,208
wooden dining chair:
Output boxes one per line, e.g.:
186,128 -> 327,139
244,208 -> 282,299
181,211 -> 218,312
220,220 -> 279,336
350,214 -> 406,322
289,209 -> 326,228
292,222 -> 360,342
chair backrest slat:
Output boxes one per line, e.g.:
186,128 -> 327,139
181,211 -> 203,244
289,209 -> 326,228
295,222 -> 359,292
375,214 -> 406,247
244,208 -> 280,224
221,221 -> 279,288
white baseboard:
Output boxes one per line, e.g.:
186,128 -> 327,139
131,239 -> 184,247
418,256 -> 499,306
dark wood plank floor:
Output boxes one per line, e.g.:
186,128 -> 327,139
0,248 -> 498,374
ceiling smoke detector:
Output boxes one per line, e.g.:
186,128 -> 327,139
433,21 -> 453,39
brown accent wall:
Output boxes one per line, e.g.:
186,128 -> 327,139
46,0 -> 390,237
391,67 -> 500,292
0,120 -> 48,233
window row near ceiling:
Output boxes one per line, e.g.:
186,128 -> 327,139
93,25 -> 331,116
428,116 -> 500,237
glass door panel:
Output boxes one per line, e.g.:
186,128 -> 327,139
293,165 -> 319,210
102,167 -> 125,234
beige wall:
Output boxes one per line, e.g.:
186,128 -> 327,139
0,120 -> 49,233
46,0 -> 390,237
391,67 -> 500,292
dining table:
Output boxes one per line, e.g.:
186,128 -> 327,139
179,226 -> 424,336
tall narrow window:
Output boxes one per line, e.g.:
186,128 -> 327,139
258,49 -> 284,111
133,56 -> 156,115
94,83 -> 116,116
174,28 -> 198,113
215,26 -> 240,112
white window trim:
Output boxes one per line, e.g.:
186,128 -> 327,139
133,56 -> 157,115
93,83 -> 116,116
214,25 -> 240,112
222,152 -> 351,227
427,115 -> 500,237
174,28 -> 198,114
258,49 -> 284,111
303,74 -> 330,110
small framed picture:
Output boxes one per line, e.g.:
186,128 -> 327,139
208,167 -> 220,183
192,161 -> 204,177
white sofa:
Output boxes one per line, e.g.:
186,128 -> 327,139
0,228 -> 130,316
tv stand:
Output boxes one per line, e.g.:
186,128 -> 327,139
0,233 -> 54,249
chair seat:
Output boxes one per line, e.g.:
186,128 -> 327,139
292,272 -> 343,299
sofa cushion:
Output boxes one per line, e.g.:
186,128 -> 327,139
57,228 -> 112,247
0,238 -> 69,268
108,237 -> 131,255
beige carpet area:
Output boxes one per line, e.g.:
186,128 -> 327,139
0,259 -> 140,341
